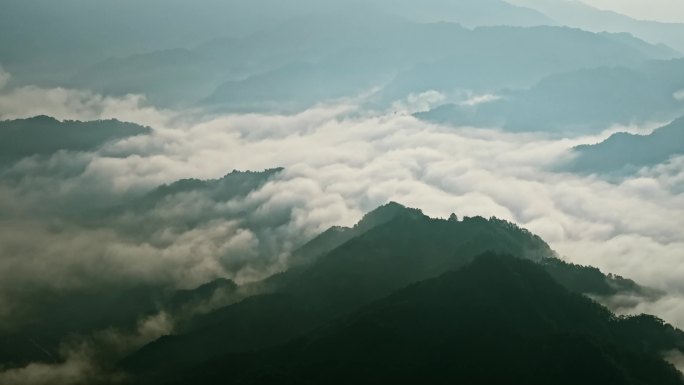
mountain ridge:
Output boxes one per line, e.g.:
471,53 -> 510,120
565,117 -> 684,175
0,115 -> 151,166
143,254 -> 684,385
123,202 -> 658,383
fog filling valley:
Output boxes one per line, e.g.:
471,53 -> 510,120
1,1 -> 684,383
1,76 -> 683,323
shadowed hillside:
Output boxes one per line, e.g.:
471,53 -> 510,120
123,203 -> 659,383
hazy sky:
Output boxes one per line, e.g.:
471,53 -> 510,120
582,0 -> 684,23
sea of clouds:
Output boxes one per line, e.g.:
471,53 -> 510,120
0,73 -> 683,383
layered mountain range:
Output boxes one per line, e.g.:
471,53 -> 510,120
110,202 -> 674,384
1,1 -> 683,384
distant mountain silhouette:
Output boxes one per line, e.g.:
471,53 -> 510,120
68,8 -> 676,109
511,0 -> 684,53
376,0 -> 555,27
139,168 -> 285,208
416,59 -> 684,134
564,117 -> 684,175
0,116 -> 151,167
0,0 -> 552,86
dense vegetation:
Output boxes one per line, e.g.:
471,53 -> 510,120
0,116 -> 151,166
119,203 -> 676,384
130,254 -> 684,385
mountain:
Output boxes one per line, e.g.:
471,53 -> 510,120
0,0 -> 338,84
137,168 -> 284,210
289,201 -> 425,266
3,0 -> 679,98
67,7 -> 676,109
123,203 -> 654,383
101,168 -> 287,241
416,59 -> 684,134
0,0 -> 551,87
0,169 -> 284,369
0,115 -> 151,167
564,117 -> 684,175
205,22 -> 676,112
508,0 -> 684,53
373,0 -> 555,27
137,254 -> 684,385
374,26 -> 678,108
71,7 -> 420,108
0,277 -> 239,370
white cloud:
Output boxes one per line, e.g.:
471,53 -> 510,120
111,106 -> 684,314
0,66 -> 10,90
664,349 -> 684,374
0,84 -> 175,128
390,91 -> 447,113
0,352 -> 101,385
460,93 -> 501,107
1,86 -> 683,331
0,311 -> 173,385
1,83 -> 684,383
674,89 -> 684,102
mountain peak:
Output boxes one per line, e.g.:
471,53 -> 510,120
24,115 -> 60,123
354,201 -> 426,233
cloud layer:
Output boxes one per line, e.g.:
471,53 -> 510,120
1,84 -> 682,295
0,63 -> 683,383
